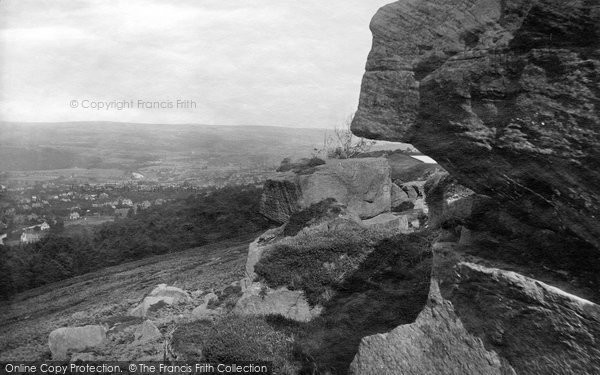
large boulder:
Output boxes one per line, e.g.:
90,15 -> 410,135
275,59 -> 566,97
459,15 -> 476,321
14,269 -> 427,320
351,0 -> 600,253
350,243 -> 600,374
260,158 -> 391,223
349,2 -> 600,369
48,325 -> 107,360
260,176 -> 303,224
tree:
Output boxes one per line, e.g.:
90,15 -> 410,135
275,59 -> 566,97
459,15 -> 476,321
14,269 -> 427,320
0,245 -> 14,300
323,113 -> 375,159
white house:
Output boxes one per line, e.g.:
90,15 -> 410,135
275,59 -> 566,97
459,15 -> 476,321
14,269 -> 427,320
69,212 -> 80,220
40,222 -> 50,231
21,230 -> 42,244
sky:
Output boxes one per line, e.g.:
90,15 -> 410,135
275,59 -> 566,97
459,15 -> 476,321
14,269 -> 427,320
0,0 -> 391,128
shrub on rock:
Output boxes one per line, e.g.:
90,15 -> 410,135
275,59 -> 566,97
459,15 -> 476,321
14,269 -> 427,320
254,225 -> 384,306
171,315 -> 297,373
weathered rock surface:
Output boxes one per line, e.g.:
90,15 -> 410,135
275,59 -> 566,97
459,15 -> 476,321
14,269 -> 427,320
351,280 -> 508,375
260,175 -> 303,224
424,172 -> 487,229
190,304 -> 222,321
352,0 -> 600,252
236,230 -> 322,322
349,5 -> 600,369
234,284 -> 322,322
350,242 -> 600,374
190,292 -> 223,321
133,320 -> 162,343
242,227 -> 283,289
424,171 -> 600,297
260,158 -> 391,223
129,284 -> 191,318
362,211 -> 424,233
391,180 -> 428,212
48,325 -> 107,360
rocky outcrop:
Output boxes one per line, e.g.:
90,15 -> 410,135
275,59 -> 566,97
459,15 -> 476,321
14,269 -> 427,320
260,158 -> 391,223
236,228 -> 322,322
349,171 -> 600,373
48,325 -> 107,360
391,180 -> 427,212
129,284 -> 191,318
350,242 -> 600,374
352,0 -> 600,253
349,4 -> 600,370
351,279 -> 507,375
282,198 -> 361,237
260,177 -> 302,224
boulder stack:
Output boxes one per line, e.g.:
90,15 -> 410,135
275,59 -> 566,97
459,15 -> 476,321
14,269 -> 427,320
260,158 -> 392,223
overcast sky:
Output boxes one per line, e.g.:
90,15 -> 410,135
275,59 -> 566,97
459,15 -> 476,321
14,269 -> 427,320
0,0 -> 390,128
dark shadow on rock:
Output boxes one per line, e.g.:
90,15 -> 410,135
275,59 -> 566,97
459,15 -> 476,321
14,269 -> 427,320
268,232 -> 433,374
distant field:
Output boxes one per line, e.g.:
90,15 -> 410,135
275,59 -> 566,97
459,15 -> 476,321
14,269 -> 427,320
0,122 -> 332,172
0,234 -> 257,361
5,168 -> 126,183
0,122 -> 414,185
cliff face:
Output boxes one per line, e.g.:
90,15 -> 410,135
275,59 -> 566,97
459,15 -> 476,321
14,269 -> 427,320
351,245 -> 600,374
350,173 -> 600,374
352,0 -> 600,251
349,1 -> 600,373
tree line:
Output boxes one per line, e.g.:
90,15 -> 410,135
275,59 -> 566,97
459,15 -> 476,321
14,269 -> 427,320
0,185 -> 272,300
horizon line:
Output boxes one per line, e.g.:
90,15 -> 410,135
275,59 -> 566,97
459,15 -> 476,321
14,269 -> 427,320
0,120 -> 334,131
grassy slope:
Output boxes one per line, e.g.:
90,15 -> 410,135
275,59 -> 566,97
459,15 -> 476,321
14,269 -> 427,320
0,233 -> 257,360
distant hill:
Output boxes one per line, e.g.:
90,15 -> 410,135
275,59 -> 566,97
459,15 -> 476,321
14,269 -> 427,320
0,122 -> 330,171
0,122 -> 414,176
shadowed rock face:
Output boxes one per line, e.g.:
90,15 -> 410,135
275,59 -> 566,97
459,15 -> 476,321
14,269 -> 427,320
352,0 -> 600,250
350,244 -> 600,374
